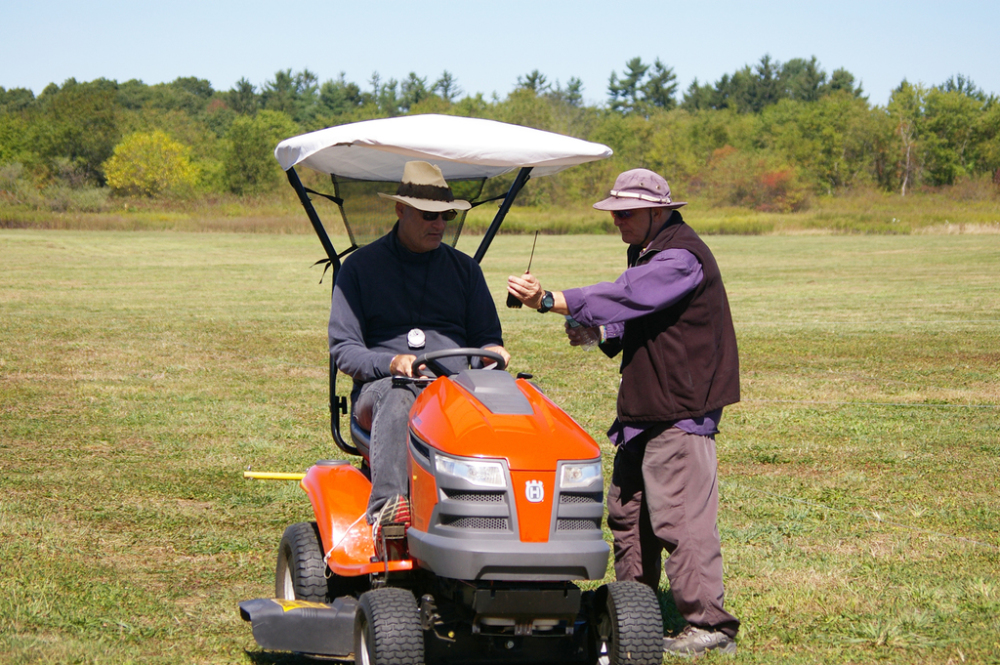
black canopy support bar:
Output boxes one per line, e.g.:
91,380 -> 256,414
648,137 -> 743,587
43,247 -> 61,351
286,167 -> 341,273
468,193 -> 508,209
284,167 -> 359,455
473,167 -> 532,264
304,187 -> 344,206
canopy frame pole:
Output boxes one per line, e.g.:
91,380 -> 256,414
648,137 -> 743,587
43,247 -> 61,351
285,166 -> 360,457
473,167 -> 533,264
287,167 -> 341,272
286,163 -> 535,458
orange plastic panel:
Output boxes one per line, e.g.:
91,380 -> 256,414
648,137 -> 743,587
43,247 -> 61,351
410,377 -> 600,472
300,464 -> 412,577
409,457 -> 438,533
509,470 -> 555,542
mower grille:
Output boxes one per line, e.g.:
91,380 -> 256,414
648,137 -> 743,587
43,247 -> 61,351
441,516 -> 510,531
556,518 -> 601,531
559,492 -> 601,505
443,489 -> 507,503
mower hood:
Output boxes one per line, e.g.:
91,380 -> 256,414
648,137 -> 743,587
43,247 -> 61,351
409,371 -> 600,470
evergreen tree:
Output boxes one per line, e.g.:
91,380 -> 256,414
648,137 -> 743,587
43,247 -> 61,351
681,78 -> 717,111
433,71 -> 462,102
937,74 -> 986,102
826,68 -> 865,98
516,70 -> 550,94
318,73 -> 362,117
400,73 -> 430,112
608,57 -> 677,114
781,57 -> 826,102
608,57 -> 649,113
228,78 -> 258,116
643,59 -> 678,110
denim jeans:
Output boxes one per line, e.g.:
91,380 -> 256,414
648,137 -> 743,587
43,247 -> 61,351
354,377 -> 419,523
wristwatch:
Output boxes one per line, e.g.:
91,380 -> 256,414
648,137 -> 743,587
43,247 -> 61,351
537,291 -> 554,313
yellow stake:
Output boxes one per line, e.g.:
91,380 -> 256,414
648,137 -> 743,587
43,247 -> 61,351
243,471 -> 306,481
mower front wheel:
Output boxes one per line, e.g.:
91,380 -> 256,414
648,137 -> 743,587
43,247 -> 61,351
275,521 -> 329,602
591,581 -> 663,665
354,587 -> 424,665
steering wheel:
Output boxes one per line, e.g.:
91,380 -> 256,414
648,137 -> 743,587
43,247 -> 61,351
412,347 -> 507,378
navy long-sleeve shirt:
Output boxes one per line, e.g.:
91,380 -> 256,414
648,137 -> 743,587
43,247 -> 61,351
330,227 -> 503,398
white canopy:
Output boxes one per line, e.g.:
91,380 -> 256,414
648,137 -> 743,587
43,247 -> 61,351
274,114 -> 612,181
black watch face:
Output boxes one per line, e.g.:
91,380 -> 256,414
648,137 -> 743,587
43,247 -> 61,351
541,292 -> 554,311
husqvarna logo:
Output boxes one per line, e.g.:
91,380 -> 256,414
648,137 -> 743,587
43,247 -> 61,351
525,480 -> 544,503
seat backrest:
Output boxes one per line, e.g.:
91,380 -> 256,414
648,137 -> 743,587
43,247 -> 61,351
349,417 -> 371,460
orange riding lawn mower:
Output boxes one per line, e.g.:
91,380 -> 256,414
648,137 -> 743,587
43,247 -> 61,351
238,115 -> 665,665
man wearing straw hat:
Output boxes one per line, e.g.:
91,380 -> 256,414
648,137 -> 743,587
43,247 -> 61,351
508,168 -> 740,656
330,161 -> 509,560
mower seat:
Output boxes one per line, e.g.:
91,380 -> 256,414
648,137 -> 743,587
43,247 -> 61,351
349,417 -> 372,460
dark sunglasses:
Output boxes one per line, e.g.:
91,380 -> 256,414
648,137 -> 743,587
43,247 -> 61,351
611,210 -> 636,220
422,210 -> 458,222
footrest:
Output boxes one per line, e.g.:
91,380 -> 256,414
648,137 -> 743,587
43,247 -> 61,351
381,524 -> 407,538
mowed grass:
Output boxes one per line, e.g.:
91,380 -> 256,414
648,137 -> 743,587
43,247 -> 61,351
1,229 -> 998,664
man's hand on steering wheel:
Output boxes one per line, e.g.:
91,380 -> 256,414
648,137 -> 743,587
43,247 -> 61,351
390,353 -> 418,377
483,345 -> 511,369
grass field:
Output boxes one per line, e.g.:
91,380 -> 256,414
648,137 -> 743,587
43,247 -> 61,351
3,184 -> 999,237
1,228 -> 998,664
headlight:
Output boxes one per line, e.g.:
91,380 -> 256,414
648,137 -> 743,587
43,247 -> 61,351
435,454 -> 507,488
560,462 -> 602,489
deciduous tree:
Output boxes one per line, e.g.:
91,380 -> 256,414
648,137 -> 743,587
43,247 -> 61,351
34,78 -> 122,185
223,110 -> 298,195
103,130 -> 197,197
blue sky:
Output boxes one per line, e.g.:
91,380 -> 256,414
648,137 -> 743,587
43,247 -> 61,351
3,0 -> 998,107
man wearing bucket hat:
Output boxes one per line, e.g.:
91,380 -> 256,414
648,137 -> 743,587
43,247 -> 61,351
508,168 -> 741,656
330,161 -> 509,560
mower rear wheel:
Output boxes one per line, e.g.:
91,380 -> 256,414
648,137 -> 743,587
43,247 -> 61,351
354,587 -> 424,665
591,581 -> 663,665
275,521 -> 330,602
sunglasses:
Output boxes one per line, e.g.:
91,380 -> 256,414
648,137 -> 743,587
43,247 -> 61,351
611,210 -> 636,220
421,210 -> 458,222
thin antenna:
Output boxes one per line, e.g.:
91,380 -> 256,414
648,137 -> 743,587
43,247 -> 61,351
506,230 -> 539,309
525,230 -> 538,273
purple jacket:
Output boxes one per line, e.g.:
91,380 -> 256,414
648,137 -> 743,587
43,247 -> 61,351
562,246 -> 722,444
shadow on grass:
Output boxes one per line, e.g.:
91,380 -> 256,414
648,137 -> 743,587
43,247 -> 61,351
245,650 -> 324,664
658,587 -> 687,637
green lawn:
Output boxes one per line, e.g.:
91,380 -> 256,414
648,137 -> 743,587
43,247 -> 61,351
1,229 -> 998,664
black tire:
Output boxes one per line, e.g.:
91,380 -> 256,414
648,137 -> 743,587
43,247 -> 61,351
591,581 -> 663,665
354,588 -> 424,665
275,521 -> 330,602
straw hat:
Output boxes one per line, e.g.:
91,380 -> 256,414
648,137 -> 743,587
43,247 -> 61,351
378,161 -> 471,212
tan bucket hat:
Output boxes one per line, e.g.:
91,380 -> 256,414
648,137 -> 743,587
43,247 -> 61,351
378,161 -> 471,212
593,168 -> 686,211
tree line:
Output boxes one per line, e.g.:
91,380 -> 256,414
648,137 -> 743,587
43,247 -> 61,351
1,56 -> 998,212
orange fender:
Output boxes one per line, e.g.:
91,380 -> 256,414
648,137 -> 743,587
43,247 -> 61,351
300,462 -> 412,577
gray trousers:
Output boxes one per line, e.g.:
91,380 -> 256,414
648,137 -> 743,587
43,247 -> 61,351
607,426 -> 740,637
354,378 -> 418,523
